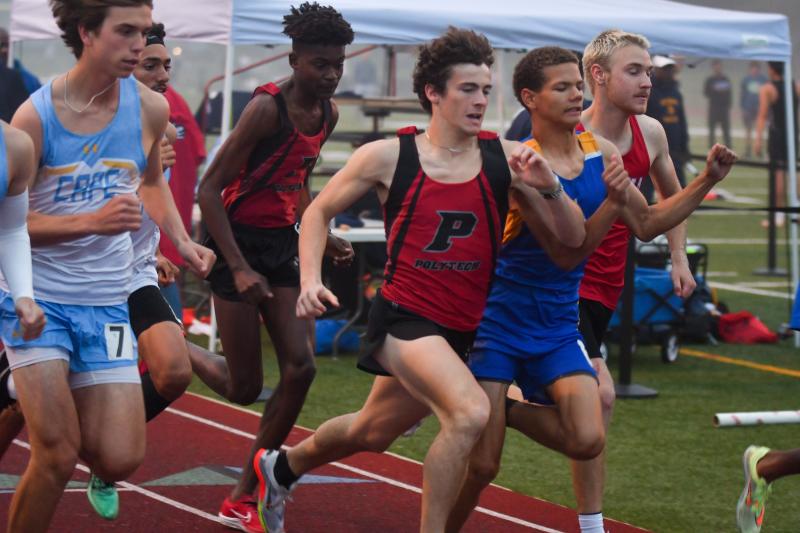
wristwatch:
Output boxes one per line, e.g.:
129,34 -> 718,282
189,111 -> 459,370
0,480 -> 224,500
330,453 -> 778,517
538,180 -> 564,200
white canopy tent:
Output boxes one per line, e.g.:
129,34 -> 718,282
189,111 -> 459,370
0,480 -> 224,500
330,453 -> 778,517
9,0 -> 797,345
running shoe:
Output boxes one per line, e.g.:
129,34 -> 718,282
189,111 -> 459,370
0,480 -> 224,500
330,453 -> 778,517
736,445 -> 772,533
87,474 -> 119,520
253,449 -> 294,533
219,495 -> 264,532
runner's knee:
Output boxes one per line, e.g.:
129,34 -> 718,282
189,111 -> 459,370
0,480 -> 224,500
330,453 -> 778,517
34,437 -> 80,483
151,359 -> 192,401
467,452 -> 501,487
226,378 -> 264,405
564,424 -> 605,461
442,395 -> 491,443
280,357 -> 316,391
90,445 -> 145,482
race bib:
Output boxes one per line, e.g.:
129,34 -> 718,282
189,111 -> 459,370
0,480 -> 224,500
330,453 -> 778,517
104,323 -> 134,360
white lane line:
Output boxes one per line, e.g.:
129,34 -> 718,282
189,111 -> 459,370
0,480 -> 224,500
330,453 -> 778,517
171,397 -> 565,532
688,238 -> 780,245
11,439 -> 224,525
709,281 -> 793,299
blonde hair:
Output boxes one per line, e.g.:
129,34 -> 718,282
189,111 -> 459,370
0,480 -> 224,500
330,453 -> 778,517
583,29 -> 650,90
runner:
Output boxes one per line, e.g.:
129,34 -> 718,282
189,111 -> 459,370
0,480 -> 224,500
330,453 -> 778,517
502,30 -> 736,533
1,2 -> 213,531
0,120 -> 46,460
190,4 -> 355,531
79,21 -> 210,520
251,27 -> 587,533
446,46 -> 737,532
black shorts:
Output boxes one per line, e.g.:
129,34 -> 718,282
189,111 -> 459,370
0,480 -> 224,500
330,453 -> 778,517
128,285 -> 182,338
578,297 -> 614,359
358,291 -> 476,376
205,223 -> 300,301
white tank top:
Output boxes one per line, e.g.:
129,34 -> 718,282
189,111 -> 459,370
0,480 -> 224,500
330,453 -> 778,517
0,76 -> 148,305
130,167 -> 171,292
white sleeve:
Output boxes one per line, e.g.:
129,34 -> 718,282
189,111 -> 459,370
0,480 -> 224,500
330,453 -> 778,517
0,191 -> 34,302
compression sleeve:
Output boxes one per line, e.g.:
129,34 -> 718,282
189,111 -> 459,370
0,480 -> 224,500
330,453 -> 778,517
0,192 -> 34,302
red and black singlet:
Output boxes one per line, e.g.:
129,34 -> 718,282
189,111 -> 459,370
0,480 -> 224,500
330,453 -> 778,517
222,83 -> 332,228
380,127 -> 511,332
579,115 -> 651,309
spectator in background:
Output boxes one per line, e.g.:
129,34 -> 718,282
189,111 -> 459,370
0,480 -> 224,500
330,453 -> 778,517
158,85 -> 207,315
0,27 -> 41,95
704,59 -> 732,148
755,61 -> 799,228
646,55 -> 690,188
0,34 -> 27,123
740,61 -> 767,158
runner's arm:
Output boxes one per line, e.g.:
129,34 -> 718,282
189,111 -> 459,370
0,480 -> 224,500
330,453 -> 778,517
138,90 -> 215,278
522,140 -> 629,270
196,93 -> 280,273
502,139 -> 586,248
0,124 -> 36,301
297,139 -> 396,317
645,120 -> 692,295
620,144 -> 737,241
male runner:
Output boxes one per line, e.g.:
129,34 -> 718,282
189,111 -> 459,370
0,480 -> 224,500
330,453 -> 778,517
190,4 -> 355,530
447,47 -> 737,532
0,120 -> 46,458
501,30 -> 734,533
252,27 -> 587,533
76,21 -> 206,519
2,2 -> 213,531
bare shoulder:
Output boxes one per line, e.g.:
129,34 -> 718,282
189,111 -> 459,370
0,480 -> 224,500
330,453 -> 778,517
9,99 -> 42,142
2,121 -> 33,156
2,122 -> 36,190
231,91 -> 281,140
634,114 -> 668,154
352,137 -> 400,173
138,80 -> 169,132
593,132 -> 621,161
500,138 -> 523,153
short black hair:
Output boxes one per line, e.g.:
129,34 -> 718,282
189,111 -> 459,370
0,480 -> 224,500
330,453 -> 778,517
50,0 -> 153,58
413,27 -> 494,114
513,47 -> 579,108
145,21 -> 165,46
768,61 -> 784,77
282,2 -> 354,47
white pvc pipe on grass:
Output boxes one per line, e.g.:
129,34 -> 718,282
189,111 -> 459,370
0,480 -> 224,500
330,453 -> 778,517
714,410 -> 800,427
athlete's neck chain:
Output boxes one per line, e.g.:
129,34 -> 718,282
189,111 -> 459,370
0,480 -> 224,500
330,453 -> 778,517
424,131 -> 474,154
63,71 -> 118,114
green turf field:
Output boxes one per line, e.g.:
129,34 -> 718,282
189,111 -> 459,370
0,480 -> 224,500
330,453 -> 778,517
188,135 -> 800,532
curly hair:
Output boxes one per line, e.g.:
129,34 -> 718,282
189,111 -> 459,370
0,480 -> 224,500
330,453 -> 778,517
413,27 -> 494,114
50,0 -> 153,58
283,2 -> 354,47
513,47 -> 579,107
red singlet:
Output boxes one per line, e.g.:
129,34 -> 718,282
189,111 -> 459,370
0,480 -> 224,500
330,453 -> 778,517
222,83 -> 332,228
380,127 -> 510,331
579,115 -> 651,309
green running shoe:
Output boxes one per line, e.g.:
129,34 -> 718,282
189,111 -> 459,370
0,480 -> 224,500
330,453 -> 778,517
87,474 -> 119,520
736,446 -> 771,533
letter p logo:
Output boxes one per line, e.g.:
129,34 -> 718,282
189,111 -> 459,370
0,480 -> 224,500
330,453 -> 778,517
424,211 -> 478,252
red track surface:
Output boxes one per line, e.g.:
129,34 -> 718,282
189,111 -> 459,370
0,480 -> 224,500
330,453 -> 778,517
0,393 -> 651,532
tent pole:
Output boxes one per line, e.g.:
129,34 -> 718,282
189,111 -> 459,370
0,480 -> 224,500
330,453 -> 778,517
208,40 -> 235,353
496,50 -> 506,133
784,62 -> 800,347
7,40 -> 14,68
